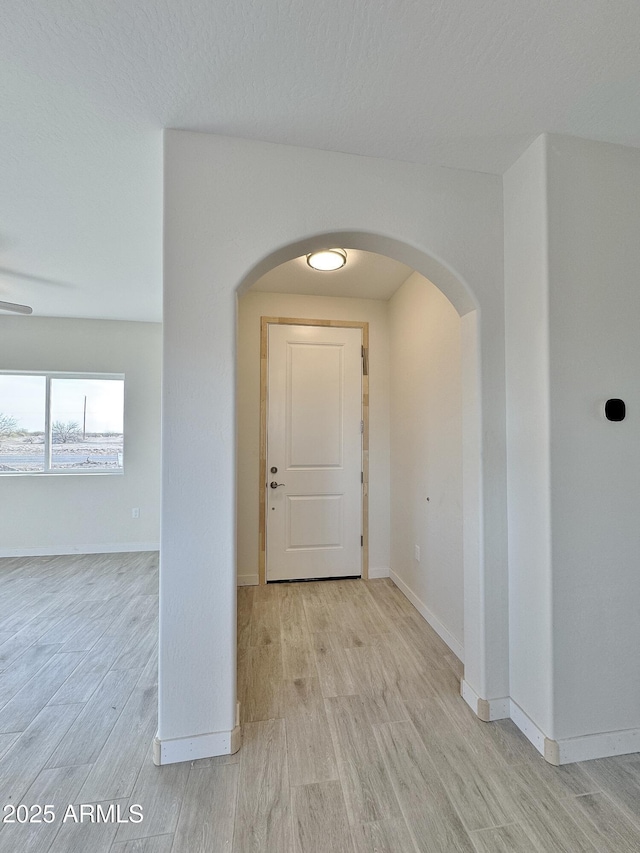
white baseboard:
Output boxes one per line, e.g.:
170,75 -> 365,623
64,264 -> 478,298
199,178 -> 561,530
461,679 -> 509,721
153,726 -> 241,765
552,726 -> 640,765
509,699 -> 547,757
0,542 -> 159,558
155,702 -> 242,766
368,567 -> 390,579
389,570 -> 464,662
505,699 -> 640,765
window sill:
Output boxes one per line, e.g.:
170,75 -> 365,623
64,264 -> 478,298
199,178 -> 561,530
0,470 -> 125,477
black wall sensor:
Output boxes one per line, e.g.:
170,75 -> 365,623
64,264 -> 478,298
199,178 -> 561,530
604,399 -> 626,421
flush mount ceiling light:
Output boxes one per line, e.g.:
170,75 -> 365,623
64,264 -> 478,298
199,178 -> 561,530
306,248 -> 347,271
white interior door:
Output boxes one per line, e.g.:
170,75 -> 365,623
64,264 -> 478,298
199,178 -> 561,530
266,323 -> 363,581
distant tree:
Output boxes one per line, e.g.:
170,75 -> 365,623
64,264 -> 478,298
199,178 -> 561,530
52,420 -> 82,443
0,413 -> 19,436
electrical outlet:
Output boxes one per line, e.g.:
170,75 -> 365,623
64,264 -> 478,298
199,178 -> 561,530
132,507 -> 140,519
414,544 -> 420,562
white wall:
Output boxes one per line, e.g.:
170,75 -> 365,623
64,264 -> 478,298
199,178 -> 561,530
389,272 -> 463,655
503,135 -> 554,737
546,136 -> 640,742
0,316 -> 162,555
237,291 -> 391,585
504,133 -> 640,761
161,129 -> 506,761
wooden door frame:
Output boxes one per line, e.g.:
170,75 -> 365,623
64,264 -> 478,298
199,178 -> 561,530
259,317 -> 369,584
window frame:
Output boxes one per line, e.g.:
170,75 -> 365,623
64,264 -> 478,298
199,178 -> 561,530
0,370 -> 125,476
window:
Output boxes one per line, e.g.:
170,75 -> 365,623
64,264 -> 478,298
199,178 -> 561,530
0,373 -> 124,474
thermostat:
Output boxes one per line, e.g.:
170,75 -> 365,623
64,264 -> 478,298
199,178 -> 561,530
604,399 -> 626,421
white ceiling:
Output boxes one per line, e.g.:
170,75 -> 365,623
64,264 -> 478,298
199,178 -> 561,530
252,251 -> 413,301
2,1 -> 640,320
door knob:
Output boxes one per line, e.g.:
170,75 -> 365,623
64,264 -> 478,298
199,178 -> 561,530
270,481 -> 286,489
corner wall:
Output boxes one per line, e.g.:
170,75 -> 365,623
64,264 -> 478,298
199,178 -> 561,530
505,133 -> 640,763
547,136 -> 640,745
237,291 -> 391,585
503,135 -> 554,737
389,272 -> 464,656
0,316 -> 162,555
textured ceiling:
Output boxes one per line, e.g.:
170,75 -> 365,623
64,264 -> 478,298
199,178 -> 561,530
2,1 -> 640,320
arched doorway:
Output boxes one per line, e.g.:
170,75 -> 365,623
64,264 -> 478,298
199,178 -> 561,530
236,233 -> 485,718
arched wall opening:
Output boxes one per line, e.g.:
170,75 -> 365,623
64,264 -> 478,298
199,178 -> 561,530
238,231 -> 478,316
158,130 -> 508,765
236,232 -> 482,701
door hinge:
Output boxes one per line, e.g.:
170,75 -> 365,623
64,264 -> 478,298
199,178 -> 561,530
361,471 -> 363,483
361,346 -> 369,376
360,420 -> 364,434
361,535 -> 363,547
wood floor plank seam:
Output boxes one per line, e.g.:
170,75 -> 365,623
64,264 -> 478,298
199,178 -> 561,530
558,791 -> 640,853
372,718 -> 477,851
588,784 -> 640,834
161,765 -> 190,853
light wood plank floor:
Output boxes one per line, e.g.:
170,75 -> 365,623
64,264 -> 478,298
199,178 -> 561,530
2,554 -> 640,851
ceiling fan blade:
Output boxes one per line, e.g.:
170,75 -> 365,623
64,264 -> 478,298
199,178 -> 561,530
0,300 -> 33,315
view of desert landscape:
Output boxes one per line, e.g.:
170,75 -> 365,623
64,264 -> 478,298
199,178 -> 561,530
0,432 -> 124,472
